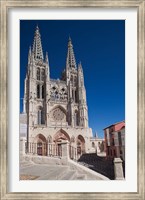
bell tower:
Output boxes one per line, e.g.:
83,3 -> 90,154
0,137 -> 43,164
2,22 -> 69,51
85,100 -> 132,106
23,26 -> 50,129
65,37 -> 88,128
78,62 -> 88,128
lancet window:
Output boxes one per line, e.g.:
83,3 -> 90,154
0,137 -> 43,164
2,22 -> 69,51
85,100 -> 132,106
74,110 -> 79,126
37,84 -> 45,99
37,68 -> 40,80
37,67 -> 45,81
37,107 -> 45,125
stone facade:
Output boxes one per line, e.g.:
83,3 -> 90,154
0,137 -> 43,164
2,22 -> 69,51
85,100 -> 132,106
22,26 -> 93,156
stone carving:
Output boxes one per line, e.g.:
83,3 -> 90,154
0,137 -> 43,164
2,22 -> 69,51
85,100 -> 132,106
50,85 -> 67,101
53,108 -> 65,121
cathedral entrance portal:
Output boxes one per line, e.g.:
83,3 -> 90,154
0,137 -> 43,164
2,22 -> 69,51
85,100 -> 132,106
53,129 -> 70,156
54,129 -> 70,143
77,135 -> 85,157
35,134 -> 47,156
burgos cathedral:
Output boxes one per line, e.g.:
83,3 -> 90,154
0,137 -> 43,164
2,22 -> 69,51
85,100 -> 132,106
21,26 -> 102,157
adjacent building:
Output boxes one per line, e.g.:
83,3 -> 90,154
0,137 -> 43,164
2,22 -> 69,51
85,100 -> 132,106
104,121 -> 125,160
89,136 -> 106,155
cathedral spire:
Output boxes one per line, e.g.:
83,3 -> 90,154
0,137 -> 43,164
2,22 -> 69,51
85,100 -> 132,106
32,25 -> 44,60
66,37 -> 76,69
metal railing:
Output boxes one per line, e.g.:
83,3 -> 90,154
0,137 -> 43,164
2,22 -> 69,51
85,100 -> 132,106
69,145 -> 80,161
26,142 -> 62,157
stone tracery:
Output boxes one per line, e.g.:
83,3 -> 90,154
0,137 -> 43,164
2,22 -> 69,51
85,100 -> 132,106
53,107 -> 65,121
50,85 -> 67,101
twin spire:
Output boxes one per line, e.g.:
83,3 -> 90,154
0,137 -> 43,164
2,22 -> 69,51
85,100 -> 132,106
29,26 -> 80,70
66,37 -> 77,69
32,25 -> 44,60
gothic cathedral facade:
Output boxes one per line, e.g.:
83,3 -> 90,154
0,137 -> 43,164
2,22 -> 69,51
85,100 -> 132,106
23,26 -> 93,156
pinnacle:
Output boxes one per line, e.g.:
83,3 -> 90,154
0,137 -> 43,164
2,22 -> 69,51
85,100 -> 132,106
36,24 -> 39,30
78,62 -> 82,70
66,37 -> 76,69
68,35 -> 71,41
33,25 -> 44,60
68,36 -> 73,47
45,51 -> 49,64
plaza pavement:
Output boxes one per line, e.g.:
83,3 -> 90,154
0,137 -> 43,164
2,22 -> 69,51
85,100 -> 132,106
20,156 -> 109,180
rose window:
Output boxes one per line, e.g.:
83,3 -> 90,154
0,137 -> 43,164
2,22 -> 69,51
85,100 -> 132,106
53,108 -> 65,121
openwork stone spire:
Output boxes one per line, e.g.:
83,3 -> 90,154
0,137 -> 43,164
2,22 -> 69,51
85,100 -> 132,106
66,37 -> 76,69
32,25 -> 44,60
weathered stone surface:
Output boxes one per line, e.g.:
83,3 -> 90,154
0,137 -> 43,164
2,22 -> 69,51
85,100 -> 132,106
114,157 -> 124,180
20,155 -> 109,180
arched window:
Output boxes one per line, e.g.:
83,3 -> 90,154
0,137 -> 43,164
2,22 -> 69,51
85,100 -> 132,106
70,75 -> 73,83
74,110 -> 79,126
42,85 -> 44,99
37,107 -> 45,125
74,76 -> 77,86
37,68 -> 40,80
75,90 -> 77,103
37,85 -> 40,98
37,109 -> 41,124
76,111 -> 79,126
41,69 -> 45,81
92,142 -> 95,148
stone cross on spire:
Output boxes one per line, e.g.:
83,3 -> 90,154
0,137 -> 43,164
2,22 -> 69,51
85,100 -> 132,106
66,37 -> 76,69
32,25 -> 44,60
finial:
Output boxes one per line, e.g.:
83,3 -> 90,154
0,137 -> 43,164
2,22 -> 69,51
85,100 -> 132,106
31,50 -> 34,61
68,35 -> 72,47
28,46 -> 31,64
29,46 -> 31,54
35,24 -> 40,35
36,24 -> 39,30
45,51 -> 49,64
78,61 -> 82,69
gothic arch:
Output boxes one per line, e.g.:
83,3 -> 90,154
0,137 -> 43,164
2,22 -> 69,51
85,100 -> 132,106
34,133 -> 47,143
50,105 -> 67,115
53,129 -> 70,142
34,134 -> 47,156
37,106 -> 45,125
77,135 -> 85,143
74,110 -> 79,126
77,135 -> 85,155
37,67 -> 40,80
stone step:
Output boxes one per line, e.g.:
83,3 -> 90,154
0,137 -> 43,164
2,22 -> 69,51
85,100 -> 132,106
37,166 -> 69,180
20,165 -> 64,177
60,170 -> 77,180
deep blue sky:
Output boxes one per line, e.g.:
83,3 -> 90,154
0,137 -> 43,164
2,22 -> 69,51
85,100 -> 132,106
20,20 -> 125,138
